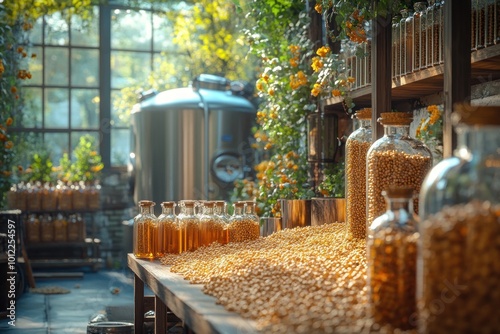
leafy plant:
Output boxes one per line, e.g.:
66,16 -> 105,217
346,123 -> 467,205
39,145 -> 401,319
317,161 -> 345,198
72,135 -> 104,182
25,151 -> 54,183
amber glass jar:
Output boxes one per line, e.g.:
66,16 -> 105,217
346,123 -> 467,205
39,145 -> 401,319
418,105 -> 500,333
214,200 -> 230,245
53,213 -> 68,242
366,112 -> 432,226
199,201 -> 219,247
345,108 -> 372,238
178,200 -> 200,252
133,200 -> 157,259
367,186 -> 418,330
40,213 -> 54,242
156,201 -> 180,257
26,214 -> 41,243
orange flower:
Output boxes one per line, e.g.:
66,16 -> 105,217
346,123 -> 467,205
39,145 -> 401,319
5,141 -> 14,149
268,88 -> 275,96
311,83 -> 322,97
316,46 -> 330,58
6,117 -> 13,126
347,76 -> 355,83
0,133 -> 6,142
332,89 -> 342,97
311,57 -> 323,72
0,61 -> 4,75
10,86 -> 17,94
314,3 -> 322,14
31,53 -> 37,58
17,46 -> 24,53
18,165 -> 23,172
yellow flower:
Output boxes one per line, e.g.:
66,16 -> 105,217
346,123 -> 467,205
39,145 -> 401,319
316,46 -> 330,58
290,57 -> 299,67
347,76 -> 355,83
311,57 -> 323,72
0,61 -> 4,75
5,141 -> 14,149
311,83 -> 322,97
268,88 -> 275,96
6,117 -> 13,126
256,81 -> 264,91
332,89 -> 342,97
314,3 -> 323,14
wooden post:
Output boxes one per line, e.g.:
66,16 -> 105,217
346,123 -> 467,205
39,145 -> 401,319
134,274 -> 145,334
443,1 -> 471,157
371,9 -> 393,140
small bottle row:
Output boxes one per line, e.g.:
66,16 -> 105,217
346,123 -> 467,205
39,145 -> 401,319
133,200 -> 260,260
24,213 -> 87,244
7,181 -> 101,212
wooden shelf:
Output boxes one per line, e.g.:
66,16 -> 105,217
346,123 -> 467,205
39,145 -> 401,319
325,43 -> 500,111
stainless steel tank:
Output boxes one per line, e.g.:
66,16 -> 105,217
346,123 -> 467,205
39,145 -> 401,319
130,74 -> 256,205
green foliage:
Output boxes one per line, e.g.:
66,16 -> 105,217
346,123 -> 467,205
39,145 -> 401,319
317,161 -> 345,198
26,151 -> 54,183
71,135 -> 104,182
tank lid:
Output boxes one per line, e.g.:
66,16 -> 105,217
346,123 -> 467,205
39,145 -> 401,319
192,74 -> 230,91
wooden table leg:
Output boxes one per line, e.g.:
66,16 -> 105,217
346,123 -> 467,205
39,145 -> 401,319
134,274 -> 144,334
155,296 -> 167,334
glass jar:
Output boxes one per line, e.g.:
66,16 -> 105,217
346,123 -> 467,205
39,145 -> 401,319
229,201 -> 260,243
40,213 -> 54,242
67,214 -> 80,242
41,183 -> 58,211
53,213 -> 68,242
57,182 -> 73,211
367,186 -> 418,330
156,201 -> 180,257
418,105 -> 500,333
366,112 -> 432,226
26,182 -> 42,212
133,200 -> 157,259
345,108 -> 372,238
86,182 -> 101,210
72,182 -> 87,210
199,201 -> 217,247
177,200 -> 199,252
214,200 -> 230,245
243,200 -> 260,240
26,214 -> 41,243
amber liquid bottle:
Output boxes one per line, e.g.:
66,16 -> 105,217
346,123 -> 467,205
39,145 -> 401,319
133,200 -> 157,259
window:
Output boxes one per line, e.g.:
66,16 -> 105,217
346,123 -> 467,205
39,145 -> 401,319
19,4 -> 177,168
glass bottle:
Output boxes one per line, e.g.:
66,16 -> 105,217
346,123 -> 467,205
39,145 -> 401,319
40,213 -> 54,242
26,214 -> 41,243
67,214 -> 79,242
156,201 -> 180,257
133,200 -> 157,259
199,201 -> 217,247
229,201 -> 260,243
366,112 -> 432,227
242,200 -> 260,240
345,108 -> 372,239
418,104 -> 500,333
367,186 -> 418,330
214,200 -> 230,245
53,213 -> 68,242
177,200 -> 199,252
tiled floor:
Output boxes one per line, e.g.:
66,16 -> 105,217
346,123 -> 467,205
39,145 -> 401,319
0,268 -> 138,334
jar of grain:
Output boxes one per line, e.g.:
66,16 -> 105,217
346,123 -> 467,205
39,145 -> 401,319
345,108 -> 372,239
40,213 -> 54,242
133,200 -> 157,259
26,214 -> 41,243
53,213 -> 68,242
214,200 -> 230,245
242,201 -> 260,240
367,186 -> 418,330
229,201 -> 260,243
156,201 -> 179,257
418,104 -> 500,333
199,201 -> 218,247
177,200 -> 200,252
366,112 -> 432,227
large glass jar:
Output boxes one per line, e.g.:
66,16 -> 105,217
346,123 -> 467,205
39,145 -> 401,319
40,213 -> 54,242
418,105 -> 500,333
177,200 -> 200,252
345,108 -> 372,238
366,112 -> 432,226
214,200 -> 230,245
199,201 -> 218,247
156,201 -> 179,257
133,200 -> 157,259
229,201 -> 260,243
41,183 -> 58,211
367,186 -> 418,330
53,213 -> 68,242
25,214 -> 41,243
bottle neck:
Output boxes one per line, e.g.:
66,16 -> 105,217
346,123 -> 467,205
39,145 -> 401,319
244,203 -> 256,215
383,124 -> 410,137
181,205 -> 195,216
385,196 -> 413,214
359,119 -> 371,129
455,126 -> 500,159
140,205 -> 154,215
161,206 -> 175,215
233,204 -> 244,215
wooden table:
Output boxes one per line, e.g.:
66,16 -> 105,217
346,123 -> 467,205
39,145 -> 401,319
127,253 -> 258,334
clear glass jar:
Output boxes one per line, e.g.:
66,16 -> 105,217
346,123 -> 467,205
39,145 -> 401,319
367,186 -> 418,330
26,182 -> 42,212
345,108 -> 372,238
133,200 -> 157,259
200,201 -> 224,247
229,201 -> 260,242
41,183 -> 58,211
418,105 -> 500,333
177,200 -> 200,252
366,112 -> 432,226
214,200 -> 230,245
156,201 -> 179,257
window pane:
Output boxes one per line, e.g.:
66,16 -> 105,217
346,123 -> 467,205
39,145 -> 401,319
111,9 -> 152,50
22,88 -> 43,128
71,6 -> 99,47
111,51 -> 151,89
153,14 -> 176,52
71,48 -> 99,87
45,12 -> 69,46
153,53 -> 191,87
44,132 -> 69,164
30,17 -> 44,45
27,46 -> 43,85
12,132 -> 43,168
45,88 -> 69,128
71,132 -> 100,154
111,128 -> 130,166
71,89 -> 100,129
45,47 -> 69,86
111,90 -> 131,127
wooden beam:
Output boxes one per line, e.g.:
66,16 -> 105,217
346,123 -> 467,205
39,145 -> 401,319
371,12 -> 393,140
443,1 -> 471,157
